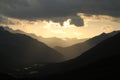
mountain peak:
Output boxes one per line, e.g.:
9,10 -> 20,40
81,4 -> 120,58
100,32 -> 107,35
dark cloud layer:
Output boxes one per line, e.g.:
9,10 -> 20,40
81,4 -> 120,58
0,16 -> 9,24
0,0 -> 120,26
44,15 -> 84,26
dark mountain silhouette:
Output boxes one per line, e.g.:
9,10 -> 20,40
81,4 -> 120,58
0,27 -> 64,73
55,31 -> 119,60
5,26 -> 118,60
0,73 -> 14,80
16,31 -> 120,80
4,26 -> 88,48
1,27 -> 120,79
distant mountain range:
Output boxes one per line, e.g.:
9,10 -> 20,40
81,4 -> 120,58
4,27 -> 88,48
4,26 -> 119,60
55,31 -> 119,60
18,29 -> 120,80
0,26 -> 64,73
33,36 -> 88,48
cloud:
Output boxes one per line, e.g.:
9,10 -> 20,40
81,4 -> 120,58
0,16 -> 5,23
44,15 -> 84,26
0,0 -> 120,26
0,16 -> 10,24
0,16 -> 15,25
1,14 -> 119,39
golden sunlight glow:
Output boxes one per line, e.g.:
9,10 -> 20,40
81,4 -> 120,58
63,19 -> 71,28
0,13 -> 120,39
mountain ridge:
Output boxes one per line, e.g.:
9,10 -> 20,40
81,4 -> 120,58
0,26 -> 64,73
55,31 -> 120,60
3,26 -> 88,48
20,31 -> 120,79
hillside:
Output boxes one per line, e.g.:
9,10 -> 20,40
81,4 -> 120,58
55,31 -> 119,60
20,31 -> 120,80
0,27 -> 64,73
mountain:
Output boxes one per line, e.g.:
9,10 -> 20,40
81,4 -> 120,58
55,31 -> 119,60
4,26 -> 88,48
0,27 -> 64,73
0,73 -> 14,80
33,37 -> 88,48
20,30 -> 120,80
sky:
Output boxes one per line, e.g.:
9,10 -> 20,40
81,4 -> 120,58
0,0 -> 120,39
